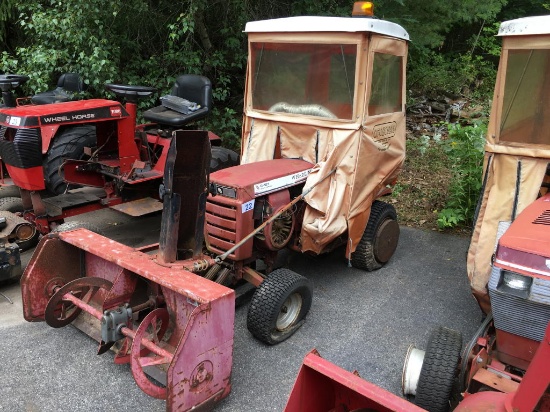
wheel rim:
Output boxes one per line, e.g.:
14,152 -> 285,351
276,292 -> 302,330
130,308 -> 171,399
373,218 -> 399,263
44,277 -> 113,328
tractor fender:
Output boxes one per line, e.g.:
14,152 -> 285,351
40,124 -> 61,154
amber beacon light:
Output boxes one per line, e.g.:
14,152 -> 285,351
352,1 -> 374,17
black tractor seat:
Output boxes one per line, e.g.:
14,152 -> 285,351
143,74 -> 211,127
31,73 -> 85,105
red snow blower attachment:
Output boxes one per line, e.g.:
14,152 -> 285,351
21,131 -> 235,411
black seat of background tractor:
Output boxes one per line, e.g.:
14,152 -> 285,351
143,74 -> 211,127
31,73 -> 84,105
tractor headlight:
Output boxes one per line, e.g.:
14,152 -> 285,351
502,270 -> 532,291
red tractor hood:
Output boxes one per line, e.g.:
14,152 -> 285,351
210,159 -> 313,197
499,193 -> 550,259
0,99 -> 128,128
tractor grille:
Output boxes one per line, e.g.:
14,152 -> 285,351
488,266 -> 550,342
0,127 -> 42,168
205,195 -> 253,261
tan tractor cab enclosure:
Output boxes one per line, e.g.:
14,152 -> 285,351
468,15 -> 550,313
239,13 -> 409,257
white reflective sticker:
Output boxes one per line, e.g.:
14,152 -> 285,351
8,116 -> 21,126
242,199 -> 255,213
254,169 -> 311,195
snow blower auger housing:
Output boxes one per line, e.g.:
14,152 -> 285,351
22,131 -> 236,411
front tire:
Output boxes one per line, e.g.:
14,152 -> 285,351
414,327 -> 462,412
351,200 -> 399,271
247,268 -> 312,345
43,125 -> 96,195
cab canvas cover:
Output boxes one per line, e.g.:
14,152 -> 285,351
467,15 -> 550,313
241,25 -> 408,255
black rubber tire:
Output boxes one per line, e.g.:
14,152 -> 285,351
210,146 -> 239,172
247,268 -> 312,345
52,220 -> 104,235
43,125 -> 96,195
0,196 -> 24,212
351,200 -> 399,271
0,185 -> 20,199
414,327 -> 463,412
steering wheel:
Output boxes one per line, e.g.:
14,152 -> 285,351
0,74 -> 30,92
105,84 -> 157,102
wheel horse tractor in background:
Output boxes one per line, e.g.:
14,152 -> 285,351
284,14 -> 550,412
0,73 -> 238,283
21,2 -> 409,411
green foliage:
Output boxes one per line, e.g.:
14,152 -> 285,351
408,50 -> 497,99
0,0 -> 15,47
437,122 -> 486,229
0,0 -> 547,150
377,0 -> 506,49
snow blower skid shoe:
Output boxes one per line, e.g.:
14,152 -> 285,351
21,130 -> 235,411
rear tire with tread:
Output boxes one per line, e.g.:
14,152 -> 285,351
351,200 -> 399,271
414,326 -> 462,412
210,146 -> 239,172
247,268 -> 312,345
0,196 -> 24,213
0,185 -> 20,199
43,125 -> 96,195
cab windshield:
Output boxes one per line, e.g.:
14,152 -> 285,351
250,42 -> 357,120
500,49 -> 550,145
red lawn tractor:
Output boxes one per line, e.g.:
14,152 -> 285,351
21,3 -> 409,410
401,14 -> 550,412
0,74 -> 238,252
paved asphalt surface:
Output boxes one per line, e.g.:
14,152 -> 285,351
0,208 -> 482,412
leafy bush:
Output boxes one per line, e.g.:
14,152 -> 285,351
437,122 -> 486,228
408,50 -> 497,99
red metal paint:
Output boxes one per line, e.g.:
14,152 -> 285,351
210,158 -> 313,194
20,229 -> 236,411
494,329 -> 539,370
496,193 -> 550,271
5,165 -> 44,190
456,322 -> 550,412
285,350 -> 427,412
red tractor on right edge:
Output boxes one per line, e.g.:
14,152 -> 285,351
284,14 -> 550,412
402,14 -> 550,412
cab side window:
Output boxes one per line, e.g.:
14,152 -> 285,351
369,53 -> 403,115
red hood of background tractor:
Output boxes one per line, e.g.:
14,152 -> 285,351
210,159 -> 314,196
499,193 -> 550,259
0,99 -> 128,127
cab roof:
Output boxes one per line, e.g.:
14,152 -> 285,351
498,15 -> 550,36
245,16 -> 409,41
